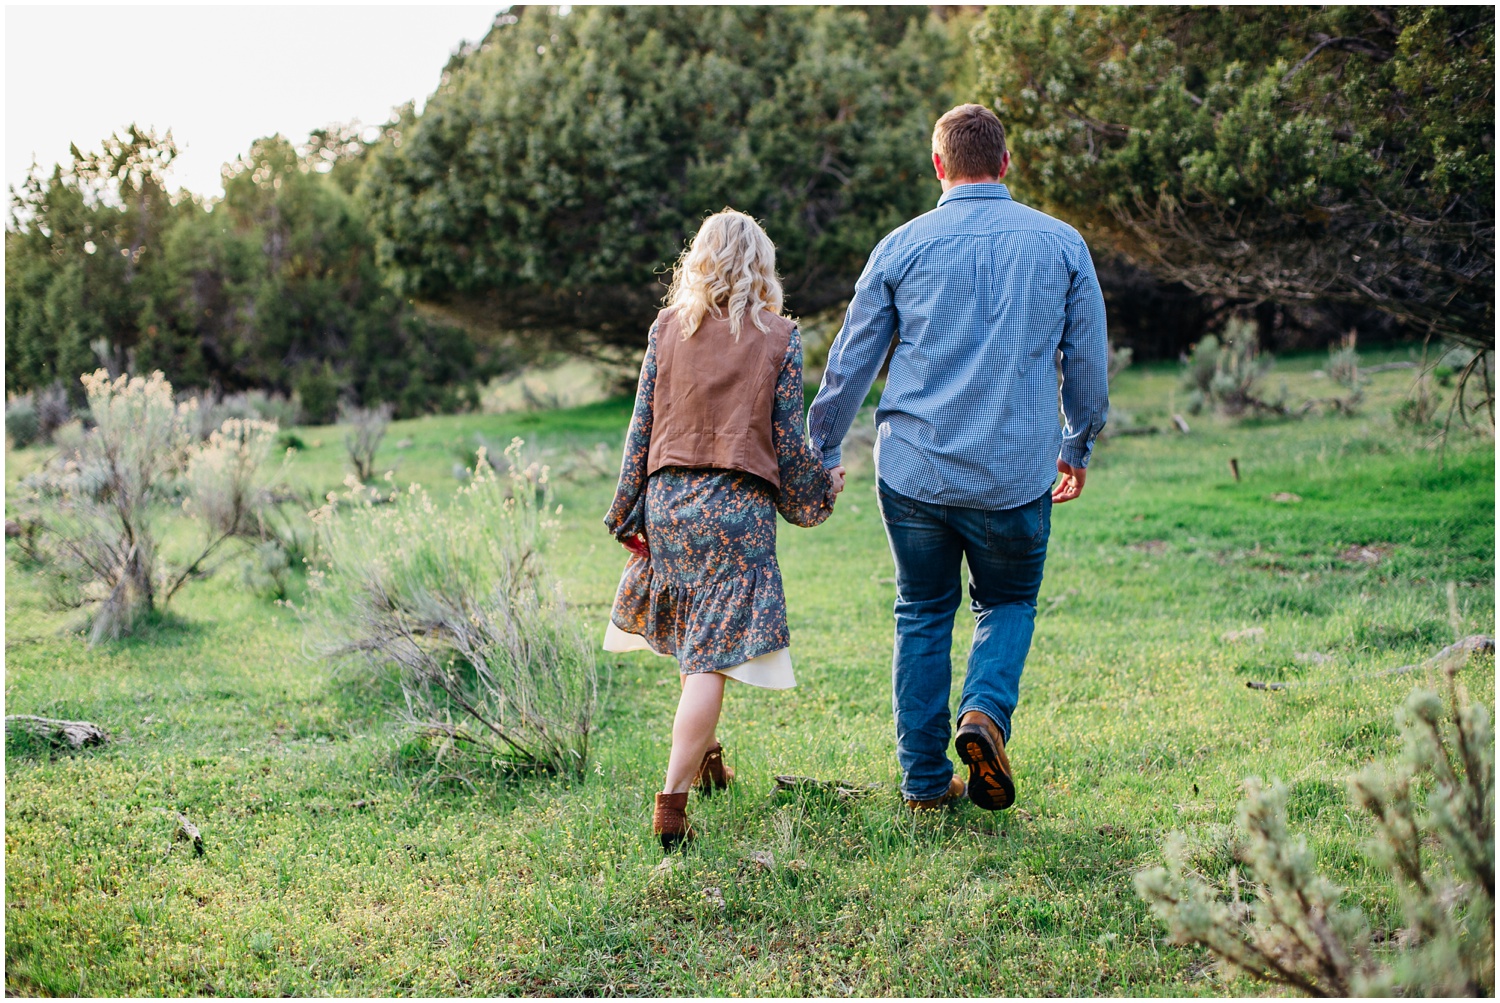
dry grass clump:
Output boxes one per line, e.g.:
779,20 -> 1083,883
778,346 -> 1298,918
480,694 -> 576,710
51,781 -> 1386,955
311,439 -> 599,777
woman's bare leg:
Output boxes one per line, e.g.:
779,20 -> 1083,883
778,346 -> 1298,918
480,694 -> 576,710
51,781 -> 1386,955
662,671 -> 726,794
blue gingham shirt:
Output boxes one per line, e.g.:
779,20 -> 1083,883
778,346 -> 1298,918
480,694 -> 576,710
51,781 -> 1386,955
807,182 -> 1109,510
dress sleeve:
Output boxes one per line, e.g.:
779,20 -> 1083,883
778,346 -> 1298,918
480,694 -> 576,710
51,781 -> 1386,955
773,327 -> 836,528
603,322 -> 658,540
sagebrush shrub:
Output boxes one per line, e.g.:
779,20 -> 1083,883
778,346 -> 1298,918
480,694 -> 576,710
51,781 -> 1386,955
312,439 -> 599,777
20,370 -> 283,642
6,394 -> 42,448
1136,667 -> 1494,996
340,401 -> 392,482
1326,332 -> 1362,389
185,419 -> 280,536
1182,319 -> 1284,417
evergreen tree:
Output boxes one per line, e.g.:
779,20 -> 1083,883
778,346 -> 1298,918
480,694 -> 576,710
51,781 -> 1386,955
978,6 -> 1494,350
359,6 -> 963,350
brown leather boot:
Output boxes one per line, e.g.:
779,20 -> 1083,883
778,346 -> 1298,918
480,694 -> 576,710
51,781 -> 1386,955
694,742 -> 735,794
955,711 -> 1015,811
653,791 -> 695,852
905,774 -> 967,811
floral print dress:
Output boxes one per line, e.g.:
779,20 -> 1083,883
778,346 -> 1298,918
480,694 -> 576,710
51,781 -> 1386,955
603,321 -> 835,685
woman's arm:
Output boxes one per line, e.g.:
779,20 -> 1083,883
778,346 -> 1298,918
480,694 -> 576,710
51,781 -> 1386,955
773,327 -> 837,528
603,322 -> 659,541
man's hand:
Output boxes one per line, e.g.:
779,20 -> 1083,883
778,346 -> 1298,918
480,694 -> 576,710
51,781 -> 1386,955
1052,459 -> 1086,504
828,465 -> 847,496
622,533 -> 650,560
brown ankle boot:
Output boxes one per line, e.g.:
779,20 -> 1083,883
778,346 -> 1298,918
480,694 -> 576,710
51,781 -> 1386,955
694,742 -> 735,794
653,791 -> 695,852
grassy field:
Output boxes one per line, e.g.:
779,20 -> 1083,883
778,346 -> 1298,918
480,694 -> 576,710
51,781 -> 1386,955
5,348 -> 1494,996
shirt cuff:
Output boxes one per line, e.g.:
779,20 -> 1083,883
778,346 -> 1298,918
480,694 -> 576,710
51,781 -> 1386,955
821,445 -> 843,468
1059,440 -> 1093,469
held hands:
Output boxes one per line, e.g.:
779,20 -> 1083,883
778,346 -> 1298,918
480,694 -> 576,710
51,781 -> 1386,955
622,533 -> 650,560
828,465 -> 847,497
1052,459 -> 1086,504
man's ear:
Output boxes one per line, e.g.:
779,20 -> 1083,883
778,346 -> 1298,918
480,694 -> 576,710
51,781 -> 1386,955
932,151 -> 946,181
997,150 -> 1011,180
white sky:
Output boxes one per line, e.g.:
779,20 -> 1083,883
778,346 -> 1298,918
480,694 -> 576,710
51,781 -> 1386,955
5,5 -> 504,200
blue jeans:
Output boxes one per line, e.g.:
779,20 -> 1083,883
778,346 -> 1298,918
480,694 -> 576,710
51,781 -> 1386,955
877,481 -> 1051,801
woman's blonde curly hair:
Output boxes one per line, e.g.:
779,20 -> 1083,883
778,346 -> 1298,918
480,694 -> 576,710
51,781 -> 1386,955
665,209 -> 784,339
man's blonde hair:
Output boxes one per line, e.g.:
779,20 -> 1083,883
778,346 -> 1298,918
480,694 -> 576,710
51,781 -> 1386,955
932,104 -> 1008,181
665,209 -> 784,339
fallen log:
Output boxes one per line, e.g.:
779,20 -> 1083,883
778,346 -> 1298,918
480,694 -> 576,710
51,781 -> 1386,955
1247,635 -> 1494,691
175,812 -> 204,856
773,775 -> 880,801
6,715 -> 108,749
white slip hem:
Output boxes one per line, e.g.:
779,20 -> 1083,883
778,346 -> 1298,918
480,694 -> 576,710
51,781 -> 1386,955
602,621 -> 796,690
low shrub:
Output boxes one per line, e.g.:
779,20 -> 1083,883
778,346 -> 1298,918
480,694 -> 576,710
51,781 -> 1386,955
241,540 -> 294,601
1394,376 -> 1442,429
1326,332 -> 1362,389
187,389 -> 303,440
1136,664 -> 1493,996
19,370 -> 283,643
7,384 -> 74,449
1182,319 -> 1286,417
339,401 -> 392,482
312,439 -> 599,777
6,394 -> 41,448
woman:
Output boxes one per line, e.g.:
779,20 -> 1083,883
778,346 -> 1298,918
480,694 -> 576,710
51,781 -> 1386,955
603,209 -> 845,851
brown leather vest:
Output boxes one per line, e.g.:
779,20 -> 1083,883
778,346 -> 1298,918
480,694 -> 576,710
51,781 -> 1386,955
646,306 -> 794,488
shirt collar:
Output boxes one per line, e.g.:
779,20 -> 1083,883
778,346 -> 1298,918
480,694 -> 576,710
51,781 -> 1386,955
936,182 -> 1012,207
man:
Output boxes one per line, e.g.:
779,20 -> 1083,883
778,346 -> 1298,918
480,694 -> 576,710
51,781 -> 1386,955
808,104 -> 1108,811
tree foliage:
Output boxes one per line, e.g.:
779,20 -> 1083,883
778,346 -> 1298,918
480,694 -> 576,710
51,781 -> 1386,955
359,5 -> 961,351
979,6 -> 1494,350
5,126 -> 191,396
7,130 -> 488,417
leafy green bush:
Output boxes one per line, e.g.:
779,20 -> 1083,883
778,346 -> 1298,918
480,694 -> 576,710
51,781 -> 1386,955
294,362 -> 342,426
312,440 -> 599,777
6,394 -> 40,448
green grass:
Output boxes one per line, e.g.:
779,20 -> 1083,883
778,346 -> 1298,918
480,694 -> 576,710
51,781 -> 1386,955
5,351 -> 1494,995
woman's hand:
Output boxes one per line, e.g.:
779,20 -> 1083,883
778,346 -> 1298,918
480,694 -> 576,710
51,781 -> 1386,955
622,533 -> 650,560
